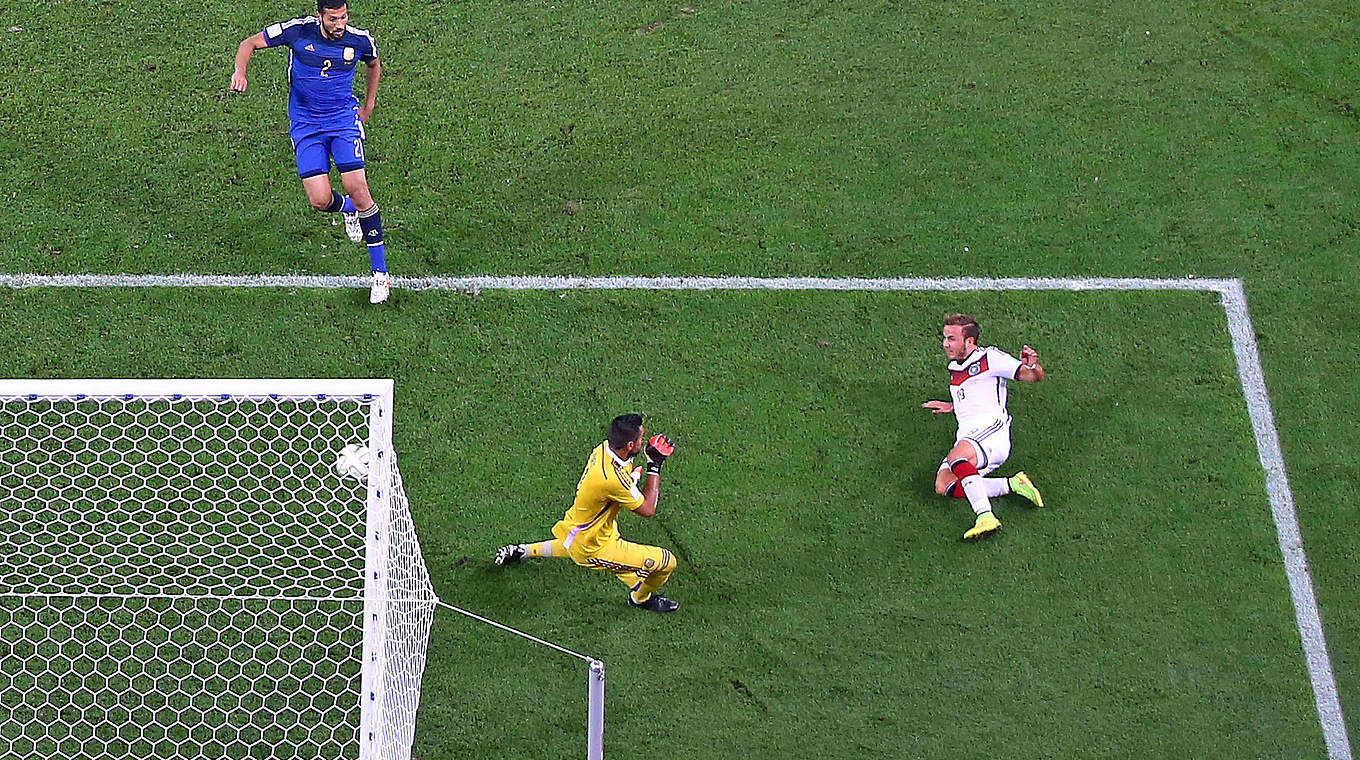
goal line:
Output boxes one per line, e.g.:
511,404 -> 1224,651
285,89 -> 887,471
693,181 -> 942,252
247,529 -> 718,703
6,273 -> 1348,759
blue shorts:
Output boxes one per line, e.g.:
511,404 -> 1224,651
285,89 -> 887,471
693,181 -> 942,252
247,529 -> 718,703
290,118 -> 366,179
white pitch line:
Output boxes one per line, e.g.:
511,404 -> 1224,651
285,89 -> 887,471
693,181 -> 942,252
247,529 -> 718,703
4,272 -> 1348,756
0,272 -> 1236,293
1219,281 -> 1352,760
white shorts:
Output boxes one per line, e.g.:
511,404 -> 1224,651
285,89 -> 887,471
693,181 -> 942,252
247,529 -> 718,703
939,418 -> 1012,477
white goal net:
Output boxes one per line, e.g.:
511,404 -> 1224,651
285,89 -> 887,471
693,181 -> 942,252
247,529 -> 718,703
0,379 -> 436,759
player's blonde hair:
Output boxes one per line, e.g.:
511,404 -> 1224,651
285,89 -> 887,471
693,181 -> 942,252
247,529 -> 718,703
943,314 -> 980,343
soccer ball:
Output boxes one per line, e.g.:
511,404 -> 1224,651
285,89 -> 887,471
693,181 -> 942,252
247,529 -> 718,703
334,443 -> 371,482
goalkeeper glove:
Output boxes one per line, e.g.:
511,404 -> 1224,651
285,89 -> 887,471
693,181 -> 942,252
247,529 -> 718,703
644,433 -> 675,476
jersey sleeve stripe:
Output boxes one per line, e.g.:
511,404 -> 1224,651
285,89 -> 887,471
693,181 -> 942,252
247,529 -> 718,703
347,25 -> 378,58
264,16 -> 312,43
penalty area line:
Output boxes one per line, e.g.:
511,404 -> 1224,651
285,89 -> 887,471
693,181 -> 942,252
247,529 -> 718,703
3,271 -> 1348,757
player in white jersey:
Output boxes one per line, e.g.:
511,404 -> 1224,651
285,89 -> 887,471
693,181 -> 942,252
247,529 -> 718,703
922,314 -> 1047,539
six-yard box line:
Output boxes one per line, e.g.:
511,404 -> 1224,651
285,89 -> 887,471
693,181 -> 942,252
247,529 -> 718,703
3,272 -> 1350,760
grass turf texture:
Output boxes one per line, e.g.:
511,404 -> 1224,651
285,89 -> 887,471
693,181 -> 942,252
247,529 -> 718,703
0,287 -> 1326,758
4,0 -> 1358,754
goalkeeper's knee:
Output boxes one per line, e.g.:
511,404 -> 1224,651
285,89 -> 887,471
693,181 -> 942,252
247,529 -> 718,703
649,549 -> 678,578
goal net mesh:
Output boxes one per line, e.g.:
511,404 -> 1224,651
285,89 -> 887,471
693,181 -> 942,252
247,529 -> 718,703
0,389 -> 435,759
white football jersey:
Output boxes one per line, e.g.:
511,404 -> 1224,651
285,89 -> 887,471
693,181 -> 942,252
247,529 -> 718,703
947,346 -> 1023,431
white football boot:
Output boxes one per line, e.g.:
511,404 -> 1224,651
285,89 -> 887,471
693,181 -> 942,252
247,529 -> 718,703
369,271 -> 391,304
343,212 -> 363,243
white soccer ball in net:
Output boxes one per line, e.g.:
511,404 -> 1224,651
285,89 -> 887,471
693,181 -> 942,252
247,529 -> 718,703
334,443 -> 371,482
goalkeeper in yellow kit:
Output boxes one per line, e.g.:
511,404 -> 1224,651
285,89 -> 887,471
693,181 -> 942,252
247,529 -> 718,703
494,414 -> 681,613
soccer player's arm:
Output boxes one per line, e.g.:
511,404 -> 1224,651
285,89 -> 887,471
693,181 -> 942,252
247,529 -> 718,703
635,474 -> 661,517
230,32 -> 268,91
358,41 -> 381,122
232,21 -> 297,92
1013,345 -> 1045,383
618,468 -> 659,518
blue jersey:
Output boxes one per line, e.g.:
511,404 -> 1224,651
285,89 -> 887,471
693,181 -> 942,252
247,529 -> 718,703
262,16 -> 378,128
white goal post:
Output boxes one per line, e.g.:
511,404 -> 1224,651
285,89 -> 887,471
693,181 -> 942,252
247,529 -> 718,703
0,379 -> 437,759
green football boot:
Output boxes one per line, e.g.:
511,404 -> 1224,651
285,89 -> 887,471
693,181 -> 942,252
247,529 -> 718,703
1009,472 -> 1044,508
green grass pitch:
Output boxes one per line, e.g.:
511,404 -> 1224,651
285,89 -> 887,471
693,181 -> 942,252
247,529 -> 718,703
0,287 -> 1335,758
4,0 -> 1359,757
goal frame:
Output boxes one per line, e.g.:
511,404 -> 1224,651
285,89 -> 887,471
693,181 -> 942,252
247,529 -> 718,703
0,377 -> 427,760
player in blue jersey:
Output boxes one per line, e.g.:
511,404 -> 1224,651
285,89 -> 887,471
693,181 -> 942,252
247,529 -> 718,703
231,0 -> 392,304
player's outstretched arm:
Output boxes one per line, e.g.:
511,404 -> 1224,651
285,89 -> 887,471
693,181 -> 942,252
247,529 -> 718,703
1015,344 -> 1045,383
922,400 -> 954,414
230,32 -> 268,92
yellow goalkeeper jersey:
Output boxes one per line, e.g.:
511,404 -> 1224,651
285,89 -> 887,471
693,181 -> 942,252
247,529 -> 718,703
552,441 -> 645,557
